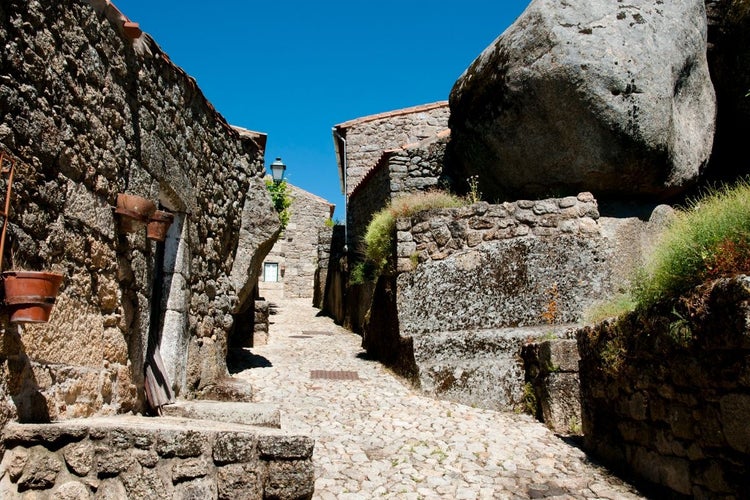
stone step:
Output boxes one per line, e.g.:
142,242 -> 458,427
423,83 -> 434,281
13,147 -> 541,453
162,400 -> 281,428
1,416 -> 313,499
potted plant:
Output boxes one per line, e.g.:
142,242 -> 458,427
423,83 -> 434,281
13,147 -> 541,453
115,193 -> 157,233
2,270 -> 64,323
0,150 -> 64,323
147,210 -> 175,242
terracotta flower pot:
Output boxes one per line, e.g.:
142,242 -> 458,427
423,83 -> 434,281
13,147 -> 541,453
2,271 -> 64,323
115,193 -> 156,233
147,210 -> 175,242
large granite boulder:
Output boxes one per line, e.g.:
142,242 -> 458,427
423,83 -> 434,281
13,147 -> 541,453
448,0 -> 716,201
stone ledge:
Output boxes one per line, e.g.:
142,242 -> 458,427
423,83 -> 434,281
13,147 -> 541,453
0,416 -> 314,499
161,401 -> 281,428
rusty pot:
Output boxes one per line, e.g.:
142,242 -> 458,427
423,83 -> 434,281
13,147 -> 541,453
2,271 -> 64,323
115,193 -> 156,232
147,210 -> 175,242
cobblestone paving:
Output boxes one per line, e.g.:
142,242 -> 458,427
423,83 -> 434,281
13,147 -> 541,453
235,299 -> 645,499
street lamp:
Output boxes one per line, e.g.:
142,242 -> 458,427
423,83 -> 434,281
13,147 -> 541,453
270,157 -> 286,183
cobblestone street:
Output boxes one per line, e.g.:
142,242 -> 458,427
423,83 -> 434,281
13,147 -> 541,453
234,299 -> 645,499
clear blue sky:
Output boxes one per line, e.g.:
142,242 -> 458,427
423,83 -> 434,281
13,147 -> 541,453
117,1 -> 530,218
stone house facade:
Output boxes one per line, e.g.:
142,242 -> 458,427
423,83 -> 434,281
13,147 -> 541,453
0,0 -> 279,428
347,131 -> 449,256
259,184 -> 334,302
332,102 -> 449,250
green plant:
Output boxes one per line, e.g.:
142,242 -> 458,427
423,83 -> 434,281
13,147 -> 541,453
522,382 -> 538,416
409,251 -> 420,268
668,308 -> 693,347
266,179 -> 293,230
349,260 -> 377,285
363,190 -> 464,274
599,334 -> 626,375
633,179 -> 750,307
568,416 -> 582,435
583,293 -> 636,324
466,175 -> 482,204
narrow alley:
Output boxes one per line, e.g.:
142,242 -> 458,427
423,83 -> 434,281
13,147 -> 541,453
234,298 -> 645,499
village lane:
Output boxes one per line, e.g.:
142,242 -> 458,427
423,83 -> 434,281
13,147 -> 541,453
234,298 -> 646,500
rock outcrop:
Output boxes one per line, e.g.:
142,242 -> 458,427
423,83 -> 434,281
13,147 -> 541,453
448,0 -> 716,201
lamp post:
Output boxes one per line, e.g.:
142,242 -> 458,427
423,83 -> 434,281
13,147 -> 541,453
270,157 -> 286,183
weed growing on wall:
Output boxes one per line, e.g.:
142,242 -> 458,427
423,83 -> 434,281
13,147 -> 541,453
466,175 -> 482,204
633,179 -> 750,307
363,190 -> 464,273
266,179 -> 292,230
349,260 -> 377,285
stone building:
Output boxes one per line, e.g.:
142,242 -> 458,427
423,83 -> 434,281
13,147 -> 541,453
0,2 -> 318,498
0,0 -> 279,424
259,184 -> 334,302
332,102 -> 449,250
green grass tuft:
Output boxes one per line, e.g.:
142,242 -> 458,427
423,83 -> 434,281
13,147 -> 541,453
634,179 -> 750,307
584,293 -> 636,324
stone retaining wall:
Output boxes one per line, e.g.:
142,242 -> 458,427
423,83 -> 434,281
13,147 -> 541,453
360,194 -> 672,410
396,193 -> 600,273
577,276 -> 750,497
522,339 -> 582,435
0,417 -> 314,499
395,193 -> 604,335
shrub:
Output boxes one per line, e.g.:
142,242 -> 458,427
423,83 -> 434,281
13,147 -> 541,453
266,179 -> 292,230
363,191 -> 464,272
634,179 -> 750,307
349,260 -> 377,285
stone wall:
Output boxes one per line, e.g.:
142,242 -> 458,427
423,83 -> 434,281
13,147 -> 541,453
334,102 -> 449,197
283,186 -> 334,299
347,132 -> 449,252
356,194 -> 671,410
259,184 -> 333,299
0,0 -> 278,425
396,193 -> 604,332
0,416 -> 314,499
577,276 -> 750,497
522,339 -> 582,436
347,156 -> 391,256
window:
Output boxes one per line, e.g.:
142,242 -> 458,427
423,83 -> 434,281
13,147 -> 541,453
263,263 -> 279,282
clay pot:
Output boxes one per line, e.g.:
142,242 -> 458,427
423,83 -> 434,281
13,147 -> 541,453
147,210 -> 175,242
115,193 -> 156,232
2,271 -> 64,323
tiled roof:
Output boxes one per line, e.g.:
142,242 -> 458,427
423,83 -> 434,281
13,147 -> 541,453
333,101 -> 449,131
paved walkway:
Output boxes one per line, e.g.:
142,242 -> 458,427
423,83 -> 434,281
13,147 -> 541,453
234,298 -> 645,500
